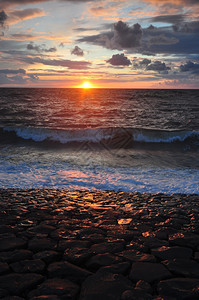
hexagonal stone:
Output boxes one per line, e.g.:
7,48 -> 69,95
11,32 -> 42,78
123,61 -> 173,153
0,250 -> 33,263
0,262 -> 9,275
129,262 -> 171,283
151,246 -> 192,260
10,259 -> 46,273
118,250 -> 156,263
163,259 -> 199,277
169,232 -> 199,249
158,278 -> 199,299
28,238 -> 56,252
86,253 -> 122,271
48,261 -> 92,283
28,278 -> 79,299
99,262 -> 131,275
33,251 -> 60,264
91,241 -> 124,254
0,237 -> 26,251
0,273 -> 43,294
79,270 -> 133,300
64,247 -> 92,265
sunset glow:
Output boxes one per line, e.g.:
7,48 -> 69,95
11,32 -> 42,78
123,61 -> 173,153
0,0 -> 198,88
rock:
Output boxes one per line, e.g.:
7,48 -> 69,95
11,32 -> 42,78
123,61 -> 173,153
118,250 -> 156,263
169,232 -> 199,249
158,278 -> 199,299
57,240 -> 90,251
30,296 -> 59,300
0,262 -> 9,275
129,262 -> 171,283
0,288 -> 8,298
0,237 -> 26,251
91,241 -> 124,254
28,238 -> 56,252
64,247 -> 92,265
99,262 -> 131,274
1,297 -> 25,300
28,224 -> 56,234
28,278 -> 79,299
135,280 -> 153,294
48,261 -> 92,283
86,253 -> 122,271
10,259 -> 46,273
138,237 -> 169,249
33,251 -> 60,264
0,250 -> 33,263
163,258 -> 199,277
79,270 -> 133,300
0,273 -> 43,294
121,289 -> 152,300
151,246 -> 192,260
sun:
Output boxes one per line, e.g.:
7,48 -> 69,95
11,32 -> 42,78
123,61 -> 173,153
79,81 -> 94,89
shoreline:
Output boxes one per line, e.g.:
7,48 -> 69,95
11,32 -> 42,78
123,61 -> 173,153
0,189 -> 199,299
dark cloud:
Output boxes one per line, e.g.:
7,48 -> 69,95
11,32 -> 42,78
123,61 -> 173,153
79,21 -> 142,50
173,21 -> 199,33
180,61 -> 199,74
0,68 -> 26,74
146,60 -> 171,72
20,56 -> 91,69
107,53 -> 131,66
148,34 -> 178,45
140,58 -> 151,65
0,10 -> 7,28
150,14 -> 186,25
27,43 -> 57,53
10,8 -> 45,20
71,45 -> 84,56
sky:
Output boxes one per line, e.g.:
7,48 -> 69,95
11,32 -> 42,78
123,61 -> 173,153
0,0 -> 199,88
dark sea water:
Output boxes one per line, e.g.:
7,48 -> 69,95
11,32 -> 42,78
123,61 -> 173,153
0,88 -> 199,194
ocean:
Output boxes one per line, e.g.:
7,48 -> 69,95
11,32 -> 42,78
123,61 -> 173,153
0,88 -> 199,194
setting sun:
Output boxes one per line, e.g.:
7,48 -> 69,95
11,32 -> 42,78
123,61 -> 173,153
79,81 -> 94,89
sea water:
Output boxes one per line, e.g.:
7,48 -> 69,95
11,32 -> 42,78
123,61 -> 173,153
0,88 -> 199,194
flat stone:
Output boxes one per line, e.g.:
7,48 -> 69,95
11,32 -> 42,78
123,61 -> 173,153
118,250 -> 156,263
135,280 -> 153,294
1,297 -> 25,300
86,253 -> 122,271
64,247 -> 92,264
0,262 -> 9,275
169,232 -> 199,249
99,262 -> 131,274
33,251 -> 60,264
121,289 -> 152,300
129,262 -> 171,283
10,259 -> 46,273
163,259 -> 199,277
158,278 -> 199,299
30,296 -> 59,300
58,240 -> 90,251
28,224 -> 56,234
91,241 -> 124,254
138,237 -> 169,249
0,250 -> 33,263
79,270 -> 133,300
0,237 -> 26,251
0,288 -> 8,298
30,297 -> 59,300
28,238 -> 56,252
151,246 -> 192,260
0,273 -> 43,294
48,261 -> 92,283
28,278 -> 79,299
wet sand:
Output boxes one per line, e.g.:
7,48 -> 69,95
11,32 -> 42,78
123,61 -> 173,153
0,189 -> 199,299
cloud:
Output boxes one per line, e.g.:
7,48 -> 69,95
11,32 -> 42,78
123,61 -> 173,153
180,61 -> 199,74
107,53 -> 131,66
79,21 -> 143,50
20,56 -> 91,69
0,68 -> 26,74
150,14 -> 186,24
0,10 -> 7,28
146,60 -> 171,72
148,34 -> 178,45
9,8 -> 45,23
27,42 -> 57,53
71,45 -> 84,56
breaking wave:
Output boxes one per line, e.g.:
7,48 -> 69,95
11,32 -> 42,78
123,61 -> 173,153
1,126 -> 199,149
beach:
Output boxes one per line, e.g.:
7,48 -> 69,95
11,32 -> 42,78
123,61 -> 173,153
0,189 -> 199,299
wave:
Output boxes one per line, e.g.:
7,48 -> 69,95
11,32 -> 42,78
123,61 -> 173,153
1,126 -> 199,149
